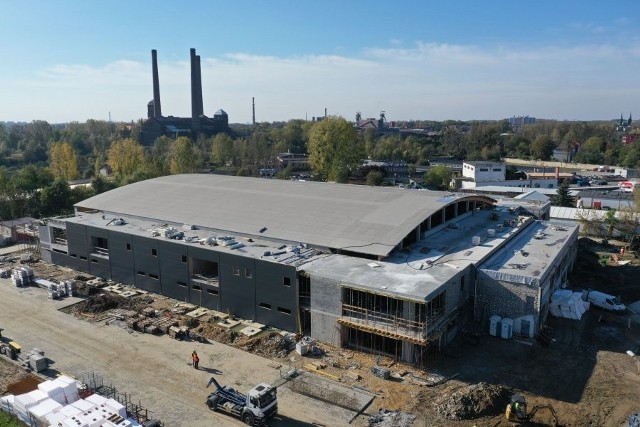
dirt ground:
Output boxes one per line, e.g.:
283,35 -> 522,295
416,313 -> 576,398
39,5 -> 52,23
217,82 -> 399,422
2,238 -> 640,427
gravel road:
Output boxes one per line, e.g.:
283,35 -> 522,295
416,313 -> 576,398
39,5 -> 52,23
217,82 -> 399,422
0,279 -> 354,427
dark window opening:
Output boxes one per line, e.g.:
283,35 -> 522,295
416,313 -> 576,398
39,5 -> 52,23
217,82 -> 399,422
284,277 -> 291,287
126,243 -> 131,251
460,276 -> 465,291
53,249 -> 68,255
207,289 -> 219,295
277,307 -> 291,315
430,209 -> 444,228
80,256 -> 87,261
149,273 -> 159,280
52,227 -> 67,245
91,258 -> 98,263
192,285 -> 202,291
177,281 -> 187,287
245,269 -> 252,278
137,271 -> 145,276
182,255 -> 187,263
151,248 -> 157,256
91,236 -> 109,256
343,327 -> 401,358
444,204 -> 456,222
232,266 -> 240,276
259,303 -> 272,310
299,273 -> 310,307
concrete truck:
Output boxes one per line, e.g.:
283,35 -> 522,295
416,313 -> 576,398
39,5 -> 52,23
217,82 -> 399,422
206,377 -> 277,426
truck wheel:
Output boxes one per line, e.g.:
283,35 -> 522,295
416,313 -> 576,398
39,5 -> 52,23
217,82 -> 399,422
242,412 -> 254,426
207,396 -> 219,411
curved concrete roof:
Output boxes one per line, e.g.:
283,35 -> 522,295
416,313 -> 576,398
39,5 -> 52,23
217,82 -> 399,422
76,175 -> 493,257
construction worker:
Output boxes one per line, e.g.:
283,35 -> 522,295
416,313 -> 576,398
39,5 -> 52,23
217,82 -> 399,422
192,350 -> 199,369
513,401 -> 525,419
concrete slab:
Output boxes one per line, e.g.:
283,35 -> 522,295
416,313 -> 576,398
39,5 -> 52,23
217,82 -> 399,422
287,371 -> 376,413
186,308 -> 209,318
217,318 -> 241,329
239,326 -> 262,337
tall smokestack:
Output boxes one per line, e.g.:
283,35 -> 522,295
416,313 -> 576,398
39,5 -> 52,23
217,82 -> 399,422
151,49 -> 162,118
190,48 -> 203,133
195,55 -> 203,117
252,97 -> 256,125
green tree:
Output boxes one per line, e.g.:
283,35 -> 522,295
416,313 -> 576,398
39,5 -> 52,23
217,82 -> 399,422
211,133 -> 234,166
308,117 -> 362,182
108,138 -> 145,177
40,179 -> 73,216
555,179 -> 573,207
423,165 -> 452,190
169,137 -> 201,174
531,135 -> 555,160
49,142 -> 79,181
366,170 -> 384,186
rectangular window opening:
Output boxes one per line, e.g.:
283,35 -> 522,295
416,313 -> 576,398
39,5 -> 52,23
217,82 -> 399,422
206,289 -> 219,295
80,256 -> 87,261
91,258 -> 98,263
151,248 -> 157,256
245,269 -> 252,278
136,271 -> 145,276
177,281 -> 187,287
232,266 -> 240,276
181,255 -> 187,263
283,277 -> 291,287
149,273 -> 159,280
259,303 -> 272,310
277,307 -> 291,315
192,285 -> 202,291
126,243 -> 131,251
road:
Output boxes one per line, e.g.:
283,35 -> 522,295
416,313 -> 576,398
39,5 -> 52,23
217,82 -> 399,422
0,279 -> 354,427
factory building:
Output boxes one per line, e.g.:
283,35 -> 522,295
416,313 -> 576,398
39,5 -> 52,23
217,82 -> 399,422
38,175 -> 578,366
139,49 -> 229,146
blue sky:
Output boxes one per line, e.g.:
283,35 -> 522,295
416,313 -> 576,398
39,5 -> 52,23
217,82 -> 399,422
1,0 -> 639,123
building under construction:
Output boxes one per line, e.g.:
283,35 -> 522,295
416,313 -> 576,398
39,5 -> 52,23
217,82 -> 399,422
38,175 -> 578,366
139,49 -> 229,145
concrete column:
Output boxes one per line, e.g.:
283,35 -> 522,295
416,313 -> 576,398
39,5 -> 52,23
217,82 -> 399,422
401,300 -> 416,363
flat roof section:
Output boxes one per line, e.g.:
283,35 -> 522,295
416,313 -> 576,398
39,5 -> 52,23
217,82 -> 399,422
478,221 -> 579,286
301,208 -> 544,301
75,174 -> 492,258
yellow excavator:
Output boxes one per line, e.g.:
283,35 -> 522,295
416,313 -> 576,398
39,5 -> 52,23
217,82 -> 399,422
505,394 -> 560,426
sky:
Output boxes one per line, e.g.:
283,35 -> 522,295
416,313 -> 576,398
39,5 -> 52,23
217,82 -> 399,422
1,0 -> 639,124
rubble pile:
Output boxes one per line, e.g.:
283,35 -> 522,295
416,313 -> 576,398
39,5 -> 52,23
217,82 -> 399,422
433,382 -> 511,420
368,409 -> 416,427
248,332 -> 295,358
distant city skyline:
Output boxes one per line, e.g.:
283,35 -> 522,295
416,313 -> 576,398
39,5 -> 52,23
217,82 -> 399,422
1,0 -> 639,124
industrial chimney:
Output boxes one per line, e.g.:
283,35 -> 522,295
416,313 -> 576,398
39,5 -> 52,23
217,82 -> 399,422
151,49 -> 162,118
190,48 -> 204,132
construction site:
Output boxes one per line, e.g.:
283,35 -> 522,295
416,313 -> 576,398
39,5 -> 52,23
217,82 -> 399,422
1,234 -> 640,426
1,175 -> 640,426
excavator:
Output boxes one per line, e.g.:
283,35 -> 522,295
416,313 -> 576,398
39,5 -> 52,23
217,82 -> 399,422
505,394 -> 561,426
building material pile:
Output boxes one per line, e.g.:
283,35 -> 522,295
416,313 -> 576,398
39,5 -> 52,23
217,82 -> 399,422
368,409 -> 416,427
433,382 -> 511,420
0,375 -> 143,427
549,290 -> 590,320
11,267 -> 34,287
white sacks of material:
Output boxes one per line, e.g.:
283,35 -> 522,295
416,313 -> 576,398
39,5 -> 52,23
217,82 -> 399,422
550,290 -> 590,320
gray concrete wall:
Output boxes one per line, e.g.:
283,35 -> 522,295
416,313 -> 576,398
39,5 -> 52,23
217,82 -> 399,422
132,235 -> 161,294
159,240 -> 190,303
219,251 -> 256,321
255,260 -> 297,331
476,275 -> 539,325
108,230 -> 135,285
65,222 -> 89,272
309,275 -> 342,346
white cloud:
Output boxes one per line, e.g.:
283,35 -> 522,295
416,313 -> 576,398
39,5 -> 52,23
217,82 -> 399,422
1,39 -> 639,123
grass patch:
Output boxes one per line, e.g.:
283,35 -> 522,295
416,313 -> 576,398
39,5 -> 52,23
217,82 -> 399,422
0,410 -> 26,426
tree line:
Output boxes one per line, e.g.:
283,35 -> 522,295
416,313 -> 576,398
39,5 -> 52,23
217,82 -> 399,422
1,116 -> 639,220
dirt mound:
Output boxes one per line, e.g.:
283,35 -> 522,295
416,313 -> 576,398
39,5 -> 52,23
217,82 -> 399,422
69,294 -> 154,315
433,382 -> 511,420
